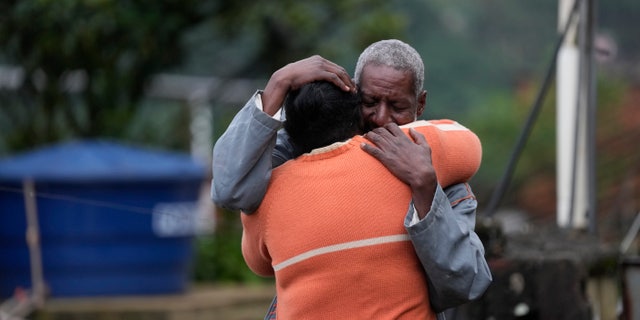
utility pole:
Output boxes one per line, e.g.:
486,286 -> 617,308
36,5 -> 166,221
556,0 -> 597,232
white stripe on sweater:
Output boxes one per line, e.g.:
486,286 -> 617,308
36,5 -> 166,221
273,234 -> 411,271
400,120 -> 469,131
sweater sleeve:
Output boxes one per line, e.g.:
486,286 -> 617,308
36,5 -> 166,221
241,212 -> 274,277
406,120 -> 482,187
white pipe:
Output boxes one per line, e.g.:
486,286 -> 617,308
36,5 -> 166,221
556,0 -> 588,229
556,46 -> 579,228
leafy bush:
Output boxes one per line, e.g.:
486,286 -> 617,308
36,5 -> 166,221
192,208 -> 271,284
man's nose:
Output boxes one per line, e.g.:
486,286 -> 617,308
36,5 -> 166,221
371,105 -> 392,127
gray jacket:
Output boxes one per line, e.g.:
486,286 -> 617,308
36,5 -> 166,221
211,91 -> 492,315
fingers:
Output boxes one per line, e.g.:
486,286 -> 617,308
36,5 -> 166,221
365,123 -> 408,146
409,129 -> 432,159
361,128 -> 393,162
363,128 -> 393,149
321,61 -> 355,92
278,55 -> 356,93
365,126 -> 430,153
360,142 -> 383,160
382,123 -> 404,136
263,56 -> 354,115
409,128 -> 429,146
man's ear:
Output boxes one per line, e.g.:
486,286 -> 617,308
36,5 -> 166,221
416,90 -> 427,118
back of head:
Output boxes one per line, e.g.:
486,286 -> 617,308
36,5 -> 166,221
354,39 -> 425,95
284,81 -> 361,156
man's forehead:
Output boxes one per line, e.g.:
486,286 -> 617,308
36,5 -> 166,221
360,64 -> 411,79
360,81 -> 414,99
360,65 -> 414,90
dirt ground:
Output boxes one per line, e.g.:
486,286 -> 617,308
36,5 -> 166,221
33,283 -> 276,320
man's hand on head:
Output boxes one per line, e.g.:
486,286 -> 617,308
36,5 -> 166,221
262,55 -> 356,116
285,55 -> 355,92
361,123 -> 437,218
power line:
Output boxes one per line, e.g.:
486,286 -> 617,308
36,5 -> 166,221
0,184 -> 197,220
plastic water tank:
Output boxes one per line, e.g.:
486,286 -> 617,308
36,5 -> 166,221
0,140 -> 206,297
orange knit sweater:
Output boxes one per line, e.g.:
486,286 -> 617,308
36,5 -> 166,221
241,119 -> 481,319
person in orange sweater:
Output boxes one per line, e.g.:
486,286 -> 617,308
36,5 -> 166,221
241,81 -> 482,319
215,40 -> 491,320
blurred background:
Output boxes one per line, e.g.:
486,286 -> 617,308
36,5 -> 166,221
1,0 -> 639,319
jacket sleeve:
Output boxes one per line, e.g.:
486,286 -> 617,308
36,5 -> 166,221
210,91 -> 294,213
404,183 -> 492,313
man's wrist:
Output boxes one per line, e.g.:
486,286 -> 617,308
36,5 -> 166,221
256,92 -> 282,120
410,177 -> 437,219
262,70 -> 290,116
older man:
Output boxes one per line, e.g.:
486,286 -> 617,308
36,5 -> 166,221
242,80 -> 481,319
212,39 -> 491,318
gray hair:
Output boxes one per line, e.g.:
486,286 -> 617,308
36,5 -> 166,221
354,39 -> 425,96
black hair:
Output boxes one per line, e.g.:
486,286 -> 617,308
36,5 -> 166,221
284,81 -> 362,156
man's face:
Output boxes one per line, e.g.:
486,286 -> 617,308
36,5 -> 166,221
359,64 -> 426,132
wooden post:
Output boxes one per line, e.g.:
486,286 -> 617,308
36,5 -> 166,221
23,179 -> 46,309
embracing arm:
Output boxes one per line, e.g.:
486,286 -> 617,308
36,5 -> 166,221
405,183 -> 492,312
211,56 -> 355,213
361,122 -> 491,312
210,92 -> 283,213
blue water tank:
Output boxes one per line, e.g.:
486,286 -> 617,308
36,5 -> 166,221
0,140 -> 206,297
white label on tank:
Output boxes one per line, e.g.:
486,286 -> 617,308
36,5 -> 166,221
152,201 -> 215,237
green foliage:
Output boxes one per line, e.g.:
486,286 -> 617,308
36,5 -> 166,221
0,0 -> 408,155
202,0 -> 407,75
192,209 -> 269,284
466,91 -> 529,187
0,0 -> 209,152
401,0 -> 559,120
467,76 -> 631,213
465,79 -> 559,209
124,99 -> 192,151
